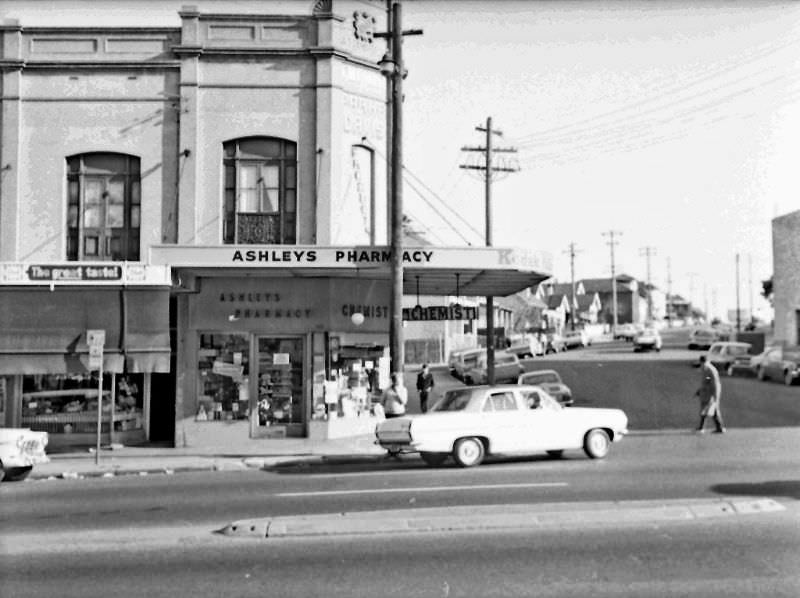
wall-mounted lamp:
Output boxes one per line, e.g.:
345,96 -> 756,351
181,149 -> 191,158
351,312 -> 365,326
228,314 -> 239,322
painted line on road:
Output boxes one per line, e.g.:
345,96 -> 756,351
275,482 -> 568,497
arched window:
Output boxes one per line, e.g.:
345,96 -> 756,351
66,153 -> 141,261
223,137 -> 297,244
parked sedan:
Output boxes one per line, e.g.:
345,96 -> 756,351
517,369 -> 573,406
633,328 -> 662,352
754,345 -> 800,386
462,351 -> 524,385
688,328 -> 719,350
703,341 -> 752,376
375,385 -> 628,467
562,329 -> 589,349
0,428 -> 49,482
614,323 -> 638,341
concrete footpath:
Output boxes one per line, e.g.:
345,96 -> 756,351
30,434 -> 386,480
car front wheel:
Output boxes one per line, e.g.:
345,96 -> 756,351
453,437 -> 485,467
583,429 -> 611,459
784,371 -> 796,386
420,452 -> 448,467
757,366 -> 766,381
2,465 -> 32,482
726,364 -> 735,377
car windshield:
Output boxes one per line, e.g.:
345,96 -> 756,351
432,389 -> 474,412
521,372 -> 560,384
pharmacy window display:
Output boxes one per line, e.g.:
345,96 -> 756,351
256,336 -> 304,436
196,333 -> 250,422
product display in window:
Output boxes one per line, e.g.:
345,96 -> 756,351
196,333 -> 250,422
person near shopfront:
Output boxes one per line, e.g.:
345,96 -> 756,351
695,355 -> 726,434
381,373 -> 408,419
416,364 -> 434,413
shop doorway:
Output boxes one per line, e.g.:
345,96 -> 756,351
255,336 -> 305,438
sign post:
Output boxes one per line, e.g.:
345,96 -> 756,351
87,330 -> 105,465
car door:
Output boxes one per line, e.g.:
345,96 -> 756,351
516,388 -> 560,451
480,390 -> 523,453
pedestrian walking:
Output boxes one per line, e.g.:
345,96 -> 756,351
416,364 -> 434,413
695,355 -> 726,434
381,373 -> 408,419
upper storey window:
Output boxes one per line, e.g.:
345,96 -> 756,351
66,153 -> 141,261
223,137 -> 297,244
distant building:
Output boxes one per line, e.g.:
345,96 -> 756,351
772,210 -> 800,345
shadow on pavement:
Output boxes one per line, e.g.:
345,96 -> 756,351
711,480 -> 800,500
264,452 -> 571,475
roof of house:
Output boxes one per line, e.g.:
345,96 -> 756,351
546,294 -> 570,310
576,294 -> 600,310
579,277 -> 637,293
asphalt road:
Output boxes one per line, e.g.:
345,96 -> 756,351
3,507 -> 799,598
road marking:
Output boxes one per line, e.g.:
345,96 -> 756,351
275,482 -> 568,497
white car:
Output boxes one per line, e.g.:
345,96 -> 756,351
633,328 -> 662,352
562,329 -> 589,349
375,385 -> 628,467
0,428 -> 49,482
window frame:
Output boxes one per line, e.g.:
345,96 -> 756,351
222,137 -> 297,245
66,153 -> 141,262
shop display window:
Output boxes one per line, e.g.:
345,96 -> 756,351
21,373 -> 144,434
197,333 -> 250,422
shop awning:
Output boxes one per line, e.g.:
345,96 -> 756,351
150,245 -> 553,297
0,288 -> 170,375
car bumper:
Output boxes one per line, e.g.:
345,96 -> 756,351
2,453 -> 49,468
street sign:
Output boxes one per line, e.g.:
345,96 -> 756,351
87,329 -> 106,347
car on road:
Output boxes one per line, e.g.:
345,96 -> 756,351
633,327 -> 662,352
505,337 -> 544,359
517,369 -> 573,406
753,345 -> 800,386
544,333 -> 567,354
462,351 -> 525,385
562,329 -> 590,349
375,384 -> 628,467
0,427 -> 49,482
688,328 -> 721,350
448,348 -> 484,381
702,341 -> 752,376
614,323 -> 639,341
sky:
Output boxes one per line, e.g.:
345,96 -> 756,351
398,0 -> 800,320
3,0 -> 797,320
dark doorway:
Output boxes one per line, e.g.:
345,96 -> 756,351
149,297 -> 177,444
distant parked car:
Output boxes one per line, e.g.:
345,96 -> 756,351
449,348 -> 484,380
703,341 -> 752,376
0,428 -> 49,482
375,384 -> 629,467
688,328 -> 720,350
505,337 -> 544,359
463,351 -> 525,385
633,328 -> 662,352
614,323 -> 638,341
562,329 -> 589,349
545,333 -> 567,354
754,346 -> 800,386
517,369 -> 573,406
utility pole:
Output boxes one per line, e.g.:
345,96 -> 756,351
639,246 -> 656,322
748,253 -> 754,326
460,117 -> 518,385
735,253 -> 741,333
687,272 -> 699,324
375,1 -> 422,379
565,242 -> 581,330
666,257 -> 673,327
602,231 -> 622,336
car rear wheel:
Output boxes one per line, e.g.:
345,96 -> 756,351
726,364 -> 735,377
583,429 -> 611,459
453,437 -> 485,467
757,366 -> 766,381
546,450 -> 564,459
420,452 -> 448,467
784,371 -> 796,386
2,465 -> 32,482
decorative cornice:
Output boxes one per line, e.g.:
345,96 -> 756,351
16,61 -> 179,70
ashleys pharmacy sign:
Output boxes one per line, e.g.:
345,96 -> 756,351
149,245 -> 549,271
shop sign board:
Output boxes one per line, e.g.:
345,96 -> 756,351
28,264 -> 122,282
87,329 -> 105,370
403,304 -> 479,321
